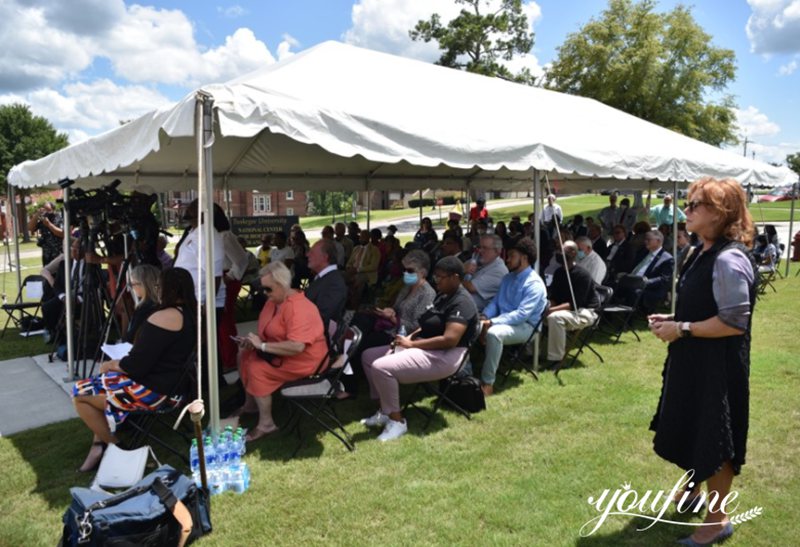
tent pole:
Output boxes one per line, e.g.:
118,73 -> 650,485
197,92 -> 220,434
224,176 -> 232,219
465,181 -> 471,230
787,180 -> 797,278
61,188 -> 76,379
366,180 -> 371,231
418,189 -> 423,226
532,169 -> 541,373
8,185 -> 23,293
670,181 -> 678,315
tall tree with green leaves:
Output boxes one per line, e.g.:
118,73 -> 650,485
0,103 -> 69,240
544,0 -> 738,146
0,103 -> 69,195
410,0 -> 535,84
787,153 -> 800,177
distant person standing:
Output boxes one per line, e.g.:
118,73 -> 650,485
598,193 -> 620,237
648,194 -> 686,227
542,194 -> 563,238
28,201 -> 64,265
469,197 -> 489,222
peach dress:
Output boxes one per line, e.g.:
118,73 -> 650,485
239,291 -> 327,397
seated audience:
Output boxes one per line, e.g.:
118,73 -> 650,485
306,239 -> 347,332
753,234 -> 777,273
625,230 -> 675,312
269,231 -> 295,269
346,229 -> 381,308
588,224 -> 608,260
568,214 -> 588,238
617,197 -> 637,235
462,234 -> 508,311
545,241 -> 599,366
413,217 -> 438,251
575,236 -> 607,285
598,193 -> 620,237
335,222 -> 354,264
72,267 -> 197,472
235,262 -> 329,442
360,257 -> 478,442
675,228 -> 693,272
477,238 -> 547,396
605,224 -> 636,280
321,225 -> 345,268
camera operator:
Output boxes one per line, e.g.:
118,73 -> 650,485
28,202 -> 64,265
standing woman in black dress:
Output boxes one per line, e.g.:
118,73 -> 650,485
648,177 -> 755,546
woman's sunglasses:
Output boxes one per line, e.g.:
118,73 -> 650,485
686,200 -> 710,212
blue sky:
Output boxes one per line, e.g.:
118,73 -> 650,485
1,0 -> 798,165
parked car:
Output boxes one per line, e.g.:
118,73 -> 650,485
758,185 -> 797,203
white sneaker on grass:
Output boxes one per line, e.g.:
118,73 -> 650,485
377,419 -> 407,442
361,411 -> 389,428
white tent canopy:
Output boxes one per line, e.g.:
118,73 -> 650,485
9,41 -> 794,192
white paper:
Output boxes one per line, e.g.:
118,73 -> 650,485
102,342 -> 133,360
343,339 -> 353,375
26,281 -> 43,300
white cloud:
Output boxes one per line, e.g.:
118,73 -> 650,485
735,106 -> 782,138
343,0 -> 543,77
778,58 -> 798,74
746,0 -> 800,55
217,5 -> 247,18
277,33 -> 300,61
744,140 -> 800,165
1,80 -> 171,143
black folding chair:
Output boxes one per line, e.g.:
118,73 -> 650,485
597,277 -> 646,343
280,325 -> 363,457
402,349 -> 473,431
124,352 -> 197,464
497,305 -> 548,385
1,274 -> 45,338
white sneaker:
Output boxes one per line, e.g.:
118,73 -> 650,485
377,419 -> 407,442
360,411 -> 389,428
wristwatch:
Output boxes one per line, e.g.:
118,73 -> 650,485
680,322 -> 692,338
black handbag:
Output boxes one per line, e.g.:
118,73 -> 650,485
60,465 -> 211,546
439,375 -> 486,413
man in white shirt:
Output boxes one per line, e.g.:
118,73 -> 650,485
575,236 -> 607,285
269,231 -> 295,268
542,194 -> 563,238
173,199 -> 224,308
598,193 -> 620,237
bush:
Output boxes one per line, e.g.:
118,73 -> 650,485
408,196 -> 456,208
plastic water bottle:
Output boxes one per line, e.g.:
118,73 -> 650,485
236,428 -> 247,457
224,425 -> 234,443
392,325 -> 407,353
216,436 -> 229,468
228,464 -> 245,494
204,437 -> 216,470
189,439 -> 199,474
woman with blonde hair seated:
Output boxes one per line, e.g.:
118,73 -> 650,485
235,261 -> 329,442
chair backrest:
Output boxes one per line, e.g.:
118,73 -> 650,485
331,325 -> 362,369
19,275 -> 46,304
617,274 -> 646,291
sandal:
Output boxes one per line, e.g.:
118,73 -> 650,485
77,441 -> 107,473
245,424 -> 279,442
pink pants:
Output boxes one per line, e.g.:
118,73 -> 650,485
361,344 -> 467,415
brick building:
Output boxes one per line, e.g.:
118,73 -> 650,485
166,189 -> 309,223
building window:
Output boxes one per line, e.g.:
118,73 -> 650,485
285,190 -> 294,201
253,194 -> 272,214
286,207 -> 294,216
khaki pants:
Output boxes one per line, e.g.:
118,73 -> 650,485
546,308 -> 597,361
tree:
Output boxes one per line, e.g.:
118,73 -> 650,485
787,153 -> 800,177
410,0 -> 535,84
544,0 -> 737,146
307,191 -> 355,220
0,103 -> 69,239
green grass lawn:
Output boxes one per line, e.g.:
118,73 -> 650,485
1,264 -> 798,545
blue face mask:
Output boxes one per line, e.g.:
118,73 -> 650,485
403,272 -> 418,285
577,250 -> 586,260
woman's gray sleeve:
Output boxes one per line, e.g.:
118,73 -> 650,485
712,249 -> 754,331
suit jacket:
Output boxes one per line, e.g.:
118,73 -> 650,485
305,269 -> 347,329
642,248 -> 674,299
592,237 -> 609,260
607,239 -> 635,278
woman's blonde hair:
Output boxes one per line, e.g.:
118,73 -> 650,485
259,261 -> 292,289
688,177 -> 755,248
129,264 -> 161,308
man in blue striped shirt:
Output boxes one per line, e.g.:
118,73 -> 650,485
477,238 -> 548,396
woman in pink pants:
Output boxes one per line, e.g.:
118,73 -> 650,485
360,256 -> 478,442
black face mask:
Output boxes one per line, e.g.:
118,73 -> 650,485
555,254 -> 564,265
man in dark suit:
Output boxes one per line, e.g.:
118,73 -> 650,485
306,239 -> 347,332
606,224 -> 636,281
625,230 -> 674,312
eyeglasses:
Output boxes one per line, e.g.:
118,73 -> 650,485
403,268 -> 417,274
686,200 -> 710,212
262,286 -> 274,294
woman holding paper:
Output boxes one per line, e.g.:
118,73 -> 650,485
72,267 -> 197,472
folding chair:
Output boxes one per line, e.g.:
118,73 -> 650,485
597,277 -> 646,343
123,352 -> 197,464
497,304 -> 548,385
402,349 -> 473,431
280,325 -> 363,457
1,274 -> 45,338
556,288 -> 612,374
